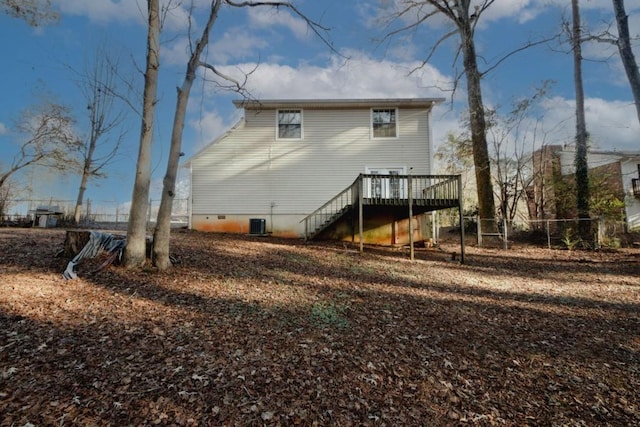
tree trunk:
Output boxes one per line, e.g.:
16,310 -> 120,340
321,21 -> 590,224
152,81 -> 193,269
124,0 -> 160,268
612,0 -> 640,125
460,23 -> 496,230
73,172 -> 88,224
572,0 -> 590,235
152,0 -> 222,270
74,147 -> 95,224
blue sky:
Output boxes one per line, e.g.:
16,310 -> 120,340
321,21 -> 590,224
1,0 -> 639,211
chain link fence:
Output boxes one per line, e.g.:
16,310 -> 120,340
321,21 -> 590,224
1,198 -> 189,231
461,216 -> 628,249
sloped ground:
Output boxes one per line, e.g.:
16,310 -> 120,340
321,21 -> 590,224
1,228 -> 639,426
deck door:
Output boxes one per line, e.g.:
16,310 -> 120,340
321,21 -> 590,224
366,167 -> 406,199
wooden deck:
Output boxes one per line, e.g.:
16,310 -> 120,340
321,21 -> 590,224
301,173 -> 465,262
303,174 -> 462,239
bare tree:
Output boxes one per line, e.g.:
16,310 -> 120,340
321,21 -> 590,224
1,0 -> 58,26
570,0 -> 590,233
151,0 -> 333,269
0,102 -> 80,192
124,0 -> 160,268
71,48 -> 126,224
611,0 -> 640,125
490,83 -> 552,225
382,1 -> 498,228
581,1 -> 640,126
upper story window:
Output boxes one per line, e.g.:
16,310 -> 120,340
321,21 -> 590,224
372,108 -> 397,138
277,109 -> 302,139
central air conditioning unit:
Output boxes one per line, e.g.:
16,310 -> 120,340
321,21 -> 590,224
249,218 -> 266,235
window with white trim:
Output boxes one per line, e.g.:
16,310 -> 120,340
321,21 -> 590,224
277,109 -> 302,139
372,108 -> 397,138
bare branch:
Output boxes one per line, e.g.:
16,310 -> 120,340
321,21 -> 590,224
199,61 -> 257,99
225,0 -> 343,57
481,35 -> 560,77
1,0 -> 58,26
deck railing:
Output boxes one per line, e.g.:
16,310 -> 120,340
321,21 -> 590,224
302,174 -> 461,239
420,175 -> 460,205
361,174 -> 460,204
633,178 -> 640,198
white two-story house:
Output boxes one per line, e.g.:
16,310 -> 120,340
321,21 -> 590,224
186,98 -> 463,245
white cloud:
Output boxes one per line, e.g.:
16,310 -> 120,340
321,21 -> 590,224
208,30 -> 270,64
207,50 -> 455,100
540,96 -> 640,151
247,7 -> 311,40
53,0 -> 147,25
0,122 -> 8,135
53,0 -> 208,31
162,36 -> 190,66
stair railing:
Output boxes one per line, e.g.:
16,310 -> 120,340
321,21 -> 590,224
302,175 -> 362,239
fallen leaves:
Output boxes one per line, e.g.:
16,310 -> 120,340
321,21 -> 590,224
0,228 -> 639,425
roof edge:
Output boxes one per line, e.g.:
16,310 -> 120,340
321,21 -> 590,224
232,98 -> 445,110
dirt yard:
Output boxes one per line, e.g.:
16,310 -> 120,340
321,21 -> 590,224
1,228 -> 639,426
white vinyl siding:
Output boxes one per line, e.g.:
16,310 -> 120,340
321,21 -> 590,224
190,106 -> 432,216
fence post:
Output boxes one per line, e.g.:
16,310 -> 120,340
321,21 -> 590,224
458,175 -> 465,264
546,220 -> 551,249
597,217 -> 605,249
503,218 -> 508,250
477,214 -> 482,247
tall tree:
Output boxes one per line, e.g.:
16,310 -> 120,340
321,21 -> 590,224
152,0 -> 333,269
124,0 -> 160,268
72,48 -> 126,224
571,0 -> 590,231
0,0 -> 58,26
0,101 -> 80,191
383,0 -> 496,228
611,0 -> 640,125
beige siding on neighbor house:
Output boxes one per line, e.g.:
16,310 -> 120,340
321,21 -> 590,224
190,105 -> 433,234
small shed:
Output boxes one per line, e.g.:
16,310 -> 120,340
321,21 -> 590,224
31,205 -> 65,228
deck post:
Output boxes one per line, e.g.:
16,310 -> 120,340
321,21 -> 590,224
358,175 -> 364,254
408,170 -> 414,260
458,175 -> 465,264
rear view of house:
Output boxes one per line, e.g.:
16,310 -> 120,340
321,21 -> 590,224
187,98 -> 461,244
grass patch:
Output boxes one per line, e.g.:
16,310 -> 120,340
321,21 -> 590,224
310,301 -> 348,329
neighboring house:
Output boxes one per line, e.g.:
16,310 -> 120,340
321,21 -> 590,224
529,145 -> 640,230
186,98 -> 465,245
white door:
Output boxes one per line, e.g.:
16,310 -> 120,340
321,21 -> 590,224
366,167 -> 406,198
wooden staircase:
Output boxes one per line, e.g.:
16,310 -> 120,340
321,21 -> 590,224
302,174 -> 462,240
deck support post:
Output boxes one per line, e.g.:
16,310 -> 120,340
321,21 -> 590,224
358,175 -> 364,254
458,175 -> 465,264
408,170 -> 414,261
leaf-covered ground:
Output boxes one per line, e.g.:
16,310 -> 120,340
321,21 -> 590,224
1,228 -> 639,426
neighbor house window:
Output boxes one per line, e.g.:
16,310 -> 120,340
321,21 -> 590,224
372,108 -> 397,138
277,109 -> 302,139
